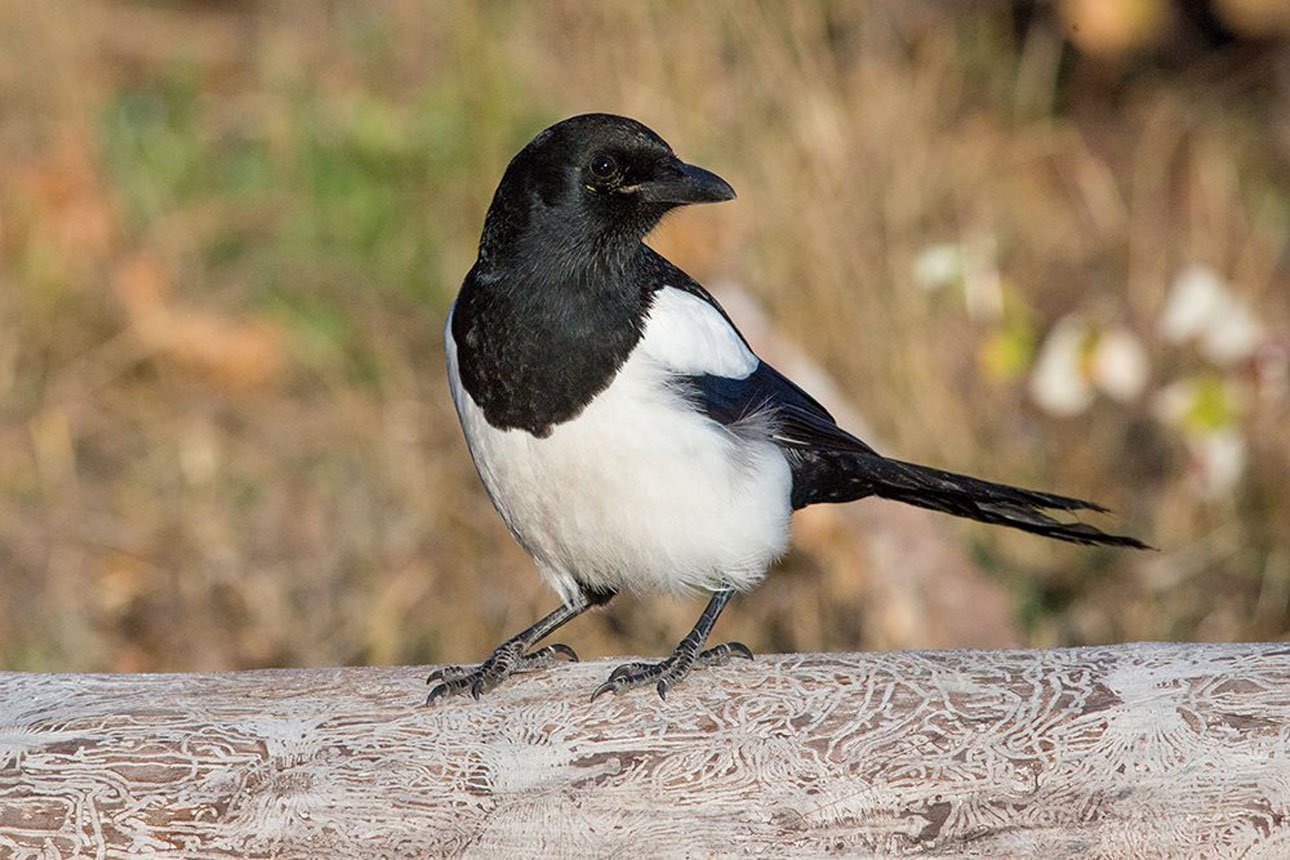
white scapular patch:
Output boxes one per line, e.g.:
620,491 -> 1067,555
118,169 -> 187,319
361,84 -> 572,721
635,287 -> 758,378
446,287 -> 792,605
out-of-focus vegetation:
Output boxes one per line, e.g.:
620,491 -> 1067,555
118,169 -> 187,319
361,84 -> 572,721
1,1 -> 1286,673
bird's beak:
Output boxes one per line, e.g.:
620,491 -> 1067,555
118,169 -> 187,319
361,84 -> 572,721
634,158 -> 736,205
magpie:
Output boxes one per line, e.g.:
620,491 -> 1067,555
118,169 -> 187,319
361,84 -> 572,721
429,113 -> 1148,704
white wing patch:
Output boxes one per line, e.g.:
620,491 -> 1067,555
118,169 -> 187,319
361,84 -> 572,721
637,287 -> 758,379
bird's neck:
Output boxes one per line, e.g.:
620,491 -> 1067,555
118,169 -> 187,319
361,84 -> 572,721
475,230 -> 648,303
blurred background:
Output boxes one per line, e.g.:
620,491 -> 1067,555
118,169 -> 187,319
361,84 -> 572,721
1,0 -> 1287,674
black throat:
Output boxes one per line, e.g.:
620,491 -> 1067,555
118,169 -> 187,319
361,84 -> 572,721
451,243 -> 660,437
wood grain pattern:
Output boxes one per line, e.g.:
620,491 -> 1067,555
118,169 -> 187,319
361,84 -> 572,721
2,642 -> 1288,858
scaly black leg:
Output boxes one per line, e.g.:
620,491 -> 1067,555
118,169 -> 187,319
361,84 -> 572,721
591,589 -> 752,701
426,586 -> 614,704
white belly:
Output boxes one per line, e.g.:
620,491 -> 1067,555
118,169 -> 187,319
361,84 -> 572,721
445,312 -> 792,605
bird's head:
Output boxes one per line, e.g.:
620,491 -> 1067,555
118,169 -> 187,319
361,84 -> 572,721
476,113 -> 735,272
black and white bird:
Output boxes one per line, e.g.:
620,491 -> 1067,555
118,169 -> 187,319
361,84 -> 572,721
430,113 -> 1147,704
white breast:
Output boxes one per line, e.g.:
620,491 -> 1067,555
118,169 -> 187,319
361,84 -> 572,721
446,287 -> 793,605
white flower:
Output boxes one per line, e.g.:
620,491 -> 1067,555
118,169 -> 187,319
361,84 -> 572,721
1031,318 -> 1150,415
1151,375 -> 1246,431
1192,430 -> 1246,498
1029,316 -> 1095,416
1152,376 -> 1249,497
1159,264 -> 1263,364
1160,265 -> 1228,343
913,243 -> 963,292
1091,328 -> 1149,402
1200,301 -> 1262,365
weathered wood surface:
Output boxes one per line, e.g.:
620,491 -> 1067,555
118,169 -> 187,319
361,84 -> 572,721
1,643 -> 1288,858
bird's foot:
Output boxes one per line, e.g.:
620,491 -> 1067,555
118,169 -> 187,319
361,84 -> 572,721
591,640 -> 752,701
426,641 -> 578,705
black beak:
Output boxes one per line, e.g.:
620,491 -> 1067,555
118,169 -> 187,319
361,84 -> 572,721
636,158 -> 736,205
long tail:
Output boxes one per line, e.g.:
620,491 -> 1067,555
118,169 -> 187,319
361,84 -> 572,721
800,451 -> 1151,549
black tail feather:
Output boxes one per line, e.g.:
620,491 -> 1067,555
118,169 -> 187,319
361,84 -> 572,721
800,451 -> 1151,549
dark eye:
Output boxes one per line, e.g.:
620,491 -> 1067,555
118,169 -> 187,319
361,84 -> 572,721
589,153 -> 618,180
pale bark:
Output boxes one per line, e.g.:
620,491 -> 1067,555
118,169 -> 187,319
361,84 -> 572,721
2,642 -> 1288,858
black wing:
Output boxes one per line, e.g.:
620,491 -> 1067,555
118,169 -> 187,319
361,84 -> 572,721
644,254 -> 881,507
681,360 -> 1149,547
676,361 -> 888,510
681,362 -> 877,457
649,255 -> 1149,547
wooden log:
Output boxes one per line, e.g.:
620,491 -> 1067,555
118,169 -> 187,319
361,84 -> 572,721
1,642 -> 1287,857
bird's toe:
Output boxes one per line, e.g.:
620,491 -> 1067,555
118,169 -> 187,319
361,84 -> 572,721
696,641 -> 755,667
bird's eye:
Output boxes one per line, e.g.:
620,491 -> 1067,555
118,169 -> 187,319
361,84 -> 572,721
589,153 -> 619,181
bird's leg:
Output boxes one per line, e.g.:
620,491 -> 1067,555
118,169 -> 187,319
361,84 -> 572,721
591,589 -> 751,701
426,586 -> 614,704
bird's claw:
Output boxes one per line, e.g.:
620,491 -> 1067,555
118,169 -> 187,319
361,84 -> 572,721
590,641 -> 753,702
424,641 -> 580,705
524,642 -> 580,668
589,658 -> 675,702
425,664 -> 471,685
589,661 -> 653,701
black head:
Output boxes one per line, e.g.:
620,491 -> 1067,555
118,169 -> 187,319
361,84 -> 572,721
476,113 -> 734,271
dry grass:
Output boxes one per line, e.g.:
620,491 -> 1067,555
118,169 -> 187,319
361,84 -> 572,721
1,1 -> 1286,673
